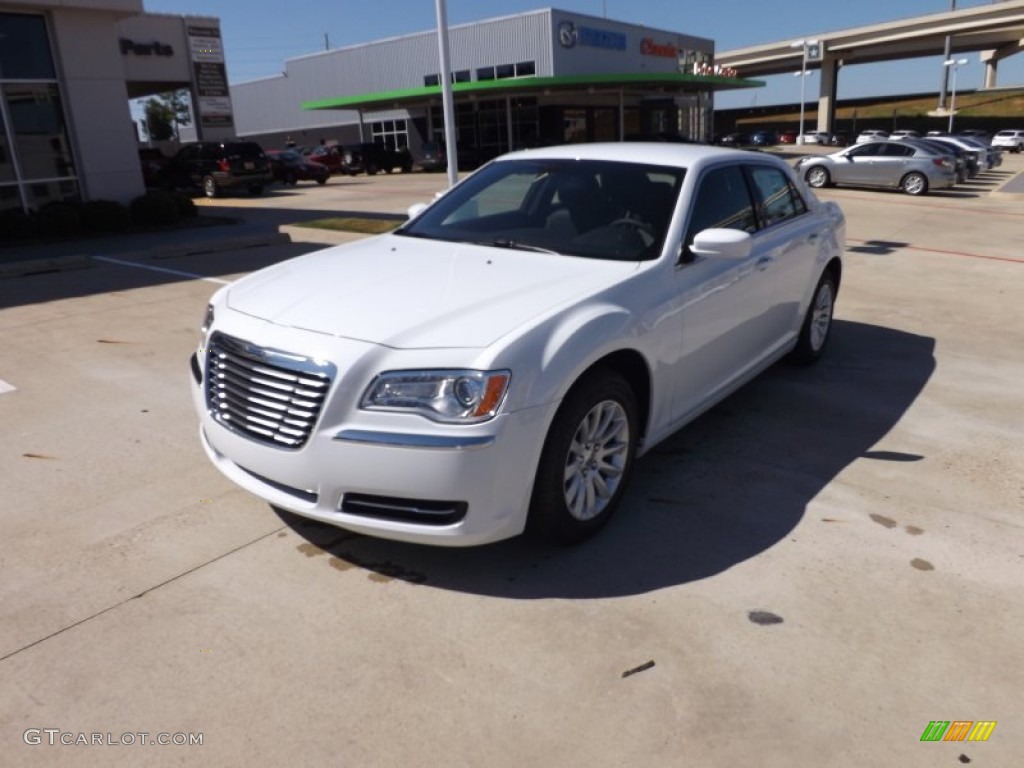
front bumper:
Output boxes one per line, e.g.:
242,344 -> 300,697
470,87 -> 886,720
190,334 -> 553,546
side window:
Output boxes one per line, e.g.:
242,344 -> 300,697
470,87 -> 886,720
847,143 -> 881,158
747,166 -> 807,227
685,165 -> 756,255
881,143 -> 913,157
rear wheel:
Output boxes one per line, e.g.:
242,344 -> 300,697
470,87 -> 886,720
202,175 -> 218,198
527,371 -> 637,545
248,184 -> 264,196
805,166 -> 831,188
900,172 -> 928,196
284,172 -> 297,186
791,270 -> 836,364
316,177 -> 327,185
365,164 -> 378,176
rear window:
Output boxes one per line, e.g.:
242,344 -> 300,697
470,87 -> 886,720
225,142 -> 265,159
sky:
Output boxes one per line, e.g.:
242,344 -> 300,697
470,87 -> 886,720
143,0 -> 1024,108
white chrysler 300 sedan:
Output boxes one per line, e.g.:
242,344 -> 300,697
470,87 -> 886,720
191,143 -> 845,546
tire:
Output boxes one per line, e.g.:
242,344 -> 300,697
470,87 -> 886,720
365,164 -> 378,176
284,172 -> 297,186
248,184 -> 264,196
527,371 -> 638,544
316,177 -> 327,185
202,175 -> 218,199
805,166 -> 831,188
900,172 -> 928,196
791,270 -> 837,364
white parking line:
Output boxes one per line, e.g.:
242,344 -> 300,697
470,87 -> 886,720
0,379 -> 16,395
93,256 -> 230,285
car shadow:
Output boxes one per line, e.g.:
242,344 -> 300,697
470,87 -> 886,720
281,319 -> 935,599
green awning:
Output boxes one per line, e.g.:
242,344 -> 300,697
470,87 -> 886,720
302,72 -> 764,111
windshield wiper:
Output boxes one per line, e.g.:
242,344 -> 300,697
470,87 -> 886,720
484,238 -> 561,255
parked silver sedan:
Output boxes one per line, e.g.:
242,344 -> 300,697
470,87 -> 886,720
795,140 -> 957,195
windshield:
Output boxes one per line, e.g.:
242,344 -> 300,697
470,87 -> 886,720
396,158 -> 684,261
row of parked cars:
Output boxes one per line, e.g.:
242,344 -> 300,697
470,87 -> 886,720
794,132 -> 1006,195
141,140 -> 416,198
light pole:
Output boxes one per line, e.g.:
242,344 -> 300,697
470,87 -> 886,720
791,40 -> 818,144
938,0 -> 957,110
944,58 -> 968,133
435,0 -> 458,187
793,70 -> 811,144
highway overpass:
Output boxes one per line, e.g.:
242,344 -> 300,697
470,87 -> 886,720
716,0 -> 1024,132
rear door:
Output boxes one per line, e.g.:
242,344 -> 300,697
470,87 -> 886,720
745,163 -> 822,346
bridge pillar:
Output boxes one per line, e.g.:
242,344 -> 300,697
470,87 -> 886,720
817,56 -> 839,133
981,41 -> 1024,89
984,56 -> 998,89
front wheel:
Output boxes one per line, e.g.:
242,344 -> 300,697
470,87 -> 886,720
900,172 -> 928,196
805,166 -> 831,188
791,271 -> 836,364
248,184 -> 264,196
527,371 -> 638,545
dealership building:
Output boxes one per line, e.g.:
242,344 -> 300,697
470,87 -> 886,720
1,0 -> 232,213
232,8 -> 759,163
0,2 -> 756,213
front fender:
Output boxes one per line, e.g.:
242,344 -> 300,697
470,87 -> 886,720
498,301 -> 645,412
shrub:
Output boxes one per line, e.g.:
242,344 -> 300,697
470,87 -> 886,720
0,208 -> 36,241
81,200 -> 131,233
130,190 -> 180,226
169,191 -> 197,219
36,201 -> 82,237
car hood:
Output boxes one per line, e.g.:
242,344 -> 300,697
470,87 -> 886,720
225,234 -> 639,349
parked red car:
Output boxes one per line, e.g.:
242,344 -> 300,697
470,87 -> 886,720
306,145 -> 346,174
778,130 -> 798,145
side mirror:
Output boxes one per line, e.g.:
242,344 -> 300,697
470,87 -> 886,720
688,228 -> 752,260
407,202 -> 429,220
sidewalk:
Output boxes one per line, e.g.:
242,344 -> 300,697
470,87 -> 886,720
0,213 -> 293,279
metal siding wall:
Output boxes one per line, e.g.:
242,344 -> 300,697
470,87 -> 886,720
234,8 -> 725,137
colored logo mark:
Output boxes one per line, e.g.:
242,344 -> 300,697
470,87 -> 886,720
920,721 -> 996,742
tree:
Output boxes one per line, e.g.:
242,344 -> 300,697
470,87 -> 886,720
143,91 -> 192,141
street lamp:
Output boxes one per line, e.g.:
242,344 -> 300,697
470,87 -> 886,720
793,71 -> 812,143
943,58 -> 969,133
791,40 -> 818,144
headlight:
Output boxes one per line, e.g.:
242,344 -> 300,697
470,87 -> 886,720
361,369 -> 511,424
200,304 -> 214,334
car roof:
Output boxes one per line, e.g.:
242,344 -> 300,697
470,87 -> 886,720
494,141 -> 783,171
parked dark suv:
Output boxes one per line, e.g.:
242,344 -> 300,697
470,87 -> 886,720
340,143 -> 413,175
163,141 -> 273,198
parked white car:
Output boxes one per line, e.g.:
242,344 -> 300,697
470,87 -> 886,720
991,129 -> 1024,153
799,131 -> 832,145
856,129 -> 888,143
191,143 -> 845,546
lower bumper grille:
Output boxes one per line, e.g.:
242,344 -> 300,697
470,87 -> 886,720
205,332 -> 334,449
341,494 -> 467,526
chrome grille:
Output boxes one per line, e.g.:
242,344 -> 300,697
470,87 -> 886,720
205,332 -> 334,449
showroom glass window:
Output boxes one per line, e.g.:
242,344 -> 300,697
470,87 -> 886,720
0,12 -> 78,212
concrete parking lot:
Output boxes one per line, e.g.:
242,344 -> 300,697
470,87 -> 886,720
1,154 -> 1022,766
